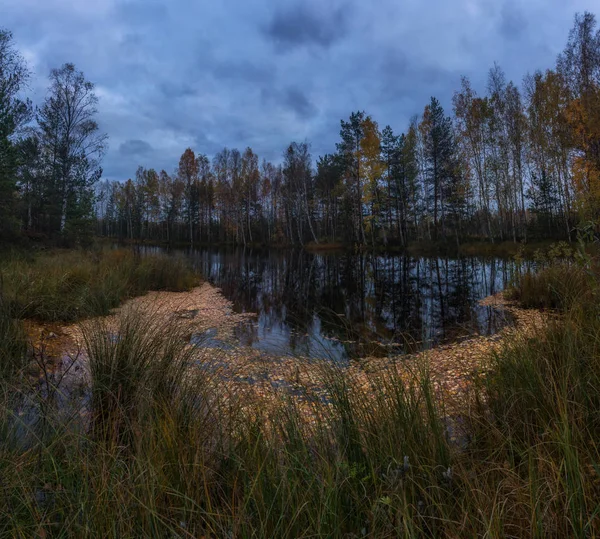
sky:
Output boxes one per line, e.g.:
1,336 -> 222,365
3,0 -> 599,180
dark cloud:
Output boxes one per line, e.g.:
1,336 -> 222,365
119,139 -> 153,156
260,86 -> 317,118
3,0 -> 596,181
377,49 -> 456,109
284,87 -> 317,118
263,2 -> 350,50
499,2 -> 527,39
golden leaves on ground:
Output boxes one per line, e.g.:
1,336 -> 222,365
23,284 -> 549,428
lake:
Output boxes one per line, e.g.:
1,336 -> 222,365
183,248 -> 519,362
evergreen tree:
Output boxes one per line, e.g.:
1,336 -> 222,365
337,111 -> 367,243
0,29 -> 32,239
420,97 -> 455,239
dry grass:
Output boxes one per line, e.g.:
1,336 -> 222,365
0,248 -> 198,322
1,248 -> 600,537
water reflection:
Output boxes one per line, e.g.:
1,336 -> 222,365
187,248 -> 518,361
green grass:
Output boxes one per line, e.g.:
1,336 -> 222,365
469,263 -> 600,537
83,305 -> 199,446
0,283 -> 28,379
0,248 -> 198,322
1,249 -> 600,536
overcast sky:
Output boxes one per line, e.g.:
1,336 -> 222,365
3,0 -> 599,180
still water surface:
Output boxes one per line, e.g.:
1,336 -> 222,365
183,248 -> 519,362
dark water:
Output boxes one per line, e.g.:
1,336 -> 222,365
9,248 -> 522,445
185,248 -> 519,362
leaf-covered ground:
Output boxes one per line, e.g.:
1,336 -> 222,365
22,283 -> 549,426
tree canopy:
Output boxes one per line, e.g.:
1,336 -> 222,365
3,13 -> 600,246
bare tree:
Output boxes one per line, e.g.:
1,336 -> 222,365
37,63 -> 107,233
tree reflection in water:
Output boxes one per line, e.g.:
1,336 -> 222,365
187,248 -> 518,362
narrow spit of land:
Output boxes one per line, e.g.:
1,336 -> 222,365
23,282 -> 549,415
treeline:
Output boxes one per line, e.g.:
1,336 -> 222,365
3,13 -> 600,247
0,29 -> 106,244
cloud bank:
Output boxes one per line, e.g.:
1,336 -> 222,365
4,0 -> 597,179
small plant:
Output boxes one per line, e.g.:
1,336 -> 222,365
547,240 -> 574,260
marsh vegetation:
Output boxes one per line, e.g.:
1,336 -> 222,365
0,245 -> 598,537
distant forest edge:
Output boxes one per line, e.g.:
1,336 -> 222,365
2,13 -> 600,248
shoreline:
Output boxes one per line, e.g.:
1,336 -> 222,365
98,237 -> 571,259
22,282 -> 549,411
358,293 -> 549,400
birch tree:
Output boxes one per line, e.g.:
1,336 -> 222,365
37,63 -> 106,234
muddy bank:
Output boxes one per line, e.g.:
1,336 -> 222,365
25,282 -> 253,348
21,282 -> 256,389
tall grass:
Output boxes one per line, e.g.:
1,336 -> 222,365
1,251 -> 600,536
83,306 -> 201,446
0,303 -> 463,537
469,260 -> 600,537
0,248 -> 198,322
508,261 -> 594,310
0,287 -> 27,379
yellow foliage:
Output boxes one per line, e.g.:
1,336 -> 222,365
359,117 -> 384,207
567,88 -> 600,221
572,155 -> 600,219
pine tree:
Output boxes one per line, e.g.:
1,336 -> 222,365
0,29 -> 32,239
420,97 -> 455,239
338,111 -> 366,243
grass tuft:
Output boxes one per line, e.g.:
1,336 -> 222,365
1,249 -> 600,536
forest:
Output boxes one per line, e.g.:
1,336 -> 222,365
2,13 -> 600,249
4,8 -> 600,537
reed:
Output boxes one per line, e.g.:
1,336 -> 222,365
1,250 -> 600,537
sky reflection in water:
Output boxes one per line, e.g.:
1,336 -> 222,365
187,248 -> 519,362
